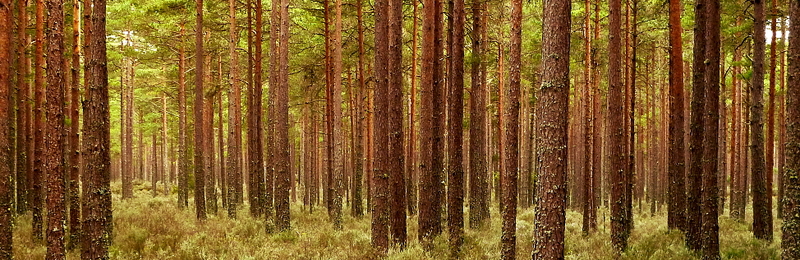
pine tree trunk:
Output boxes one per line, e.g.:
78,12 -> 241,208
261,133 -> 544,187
248,0 -> 264,219
193,0 -> 207,221
227,0 -> 241,218
388,0 -> 406,246
701,0 -> 721,256
16,0 -> 30,215
500,0 -> 521,257
447,0 -> 464,255
178,23 -> 189,208
751,0 -> 772,240
371,0 -> 390,252
67,0 -> 81,248
782,0 -> 800,255
608,0 -> 628,251
686,0 -> 707,250
273,0 -> 291,231
0,0 -> 13,255
468,0 -> 489,229
31,0 -> 45,241
44,0 -> 67,256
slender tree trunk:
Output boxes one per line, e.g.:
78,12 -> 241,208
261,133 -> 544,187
31,0 -> 45,241
16,0 -> 30,216
273,0 -> 291,232
248,0 -> 264,219
178,24 -> 189,208
532,0 -> 570,256
227,0 -> 241,218
782,0 -> 800,256
752,0 -> 772,240
447,0 -> 464,255
504,0 -> 520,259
777,17 -> 786,218
351,0 -> 365,218
582,0 -> 595,235
405,0 -> 418,217
67,0 -> 81,249
193,0 -> 207,221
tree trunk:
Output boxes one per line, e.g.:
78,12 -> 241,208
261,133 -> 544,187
405,0 -> 418,217
371,0 -> 389,252
67,0 -> 81,249
351,0 -> 365,218
178,23 -> 189,208
686,0 -> 707,250
782,0 -> 800,256
0,0 -> 13,255
273,0 -> 291,232
447,0 -> 464,255
248,0 -> 264,219
31,0 -> 45,241
468,0 -> 489,229
16,0 -> 30,216
501,0 -> 521,258
388,0 -> 406,247
701,0 -> 721,256
608,0 -> 628,251
751,0 -> 772,241
80,0 -> 111,257
193,0 -> 207,221
227,0 -> 241,218
44,0 -> 67,256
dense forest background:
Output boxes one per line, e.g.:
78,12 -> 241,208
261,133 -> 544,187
2,0 -> 800,258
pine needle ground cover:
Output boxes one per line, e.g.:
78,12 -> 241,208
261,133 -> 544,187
13,182 -> 780,259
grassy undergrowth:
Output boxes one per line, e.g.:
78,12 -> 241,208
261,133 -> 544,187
13,182 -> 780,259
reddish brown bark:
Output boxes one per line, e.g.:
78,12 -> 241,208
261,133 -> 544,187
701,0 -> 721,256
608,0 -> 628,251
468,0 -> 489,228
752,0 -> 772,241
44,0 -> 67,256
193,0 -> 207,221
782,0 -> 800,255
532,0 -> 570,257
447,0 -> 465,255
0,0 -> 13,255
388,0 -> 406,246
371,0 -> 390,252
32,0 -> 45,241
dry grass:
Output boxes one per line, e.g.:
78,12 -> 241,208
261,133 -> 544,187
12,182 -> 781,259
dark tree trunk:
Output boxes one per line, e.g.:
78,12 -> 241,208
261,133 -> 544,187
15,0 -> 30,216
248,0 -> 264,219
67,0 -> 81,249
782,0 -> 800,256
388,0 -> 406,247
32,0 -> 45,241
608,0 -> 628,251
686,0 -> 707,250
371,0 -> 390,252
0,0 -> 13,255
701,0 -> 721,256
351,0 -> 365,218
193,0 -> 207,221
751,0 -> 772,241
447,0 -> 464,255
532,0 -> 570,257
468,0 -> 489,229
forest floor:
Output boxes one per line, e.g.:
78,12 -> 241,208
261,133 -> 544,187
14,181 -> 781,259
